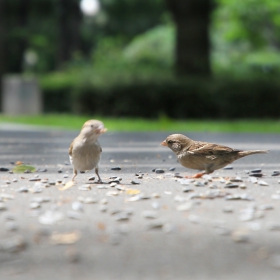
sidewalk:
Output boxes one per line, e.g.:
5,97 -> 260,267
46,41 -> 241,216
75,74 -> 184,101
0,128 -> 279,280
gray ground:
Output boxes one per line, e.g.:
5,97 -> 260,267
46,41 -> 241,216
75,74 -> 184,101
0,126 -> 279,280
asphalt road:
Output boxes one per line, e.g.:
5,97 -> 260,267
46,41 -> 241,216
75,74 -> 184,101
0,126 -> 279,280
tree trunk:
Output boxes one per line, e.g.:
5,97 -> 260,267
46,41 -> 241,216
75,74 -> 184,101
57,0 -> 82,68
166,0 -> 212,77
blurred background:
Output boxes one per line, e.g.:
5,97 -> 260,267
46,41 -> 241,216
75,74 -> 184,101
0,0 -> 280,120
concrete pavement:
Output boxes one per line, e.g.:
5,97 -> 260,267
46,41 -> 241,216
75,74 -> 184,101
0,127 -> 279,279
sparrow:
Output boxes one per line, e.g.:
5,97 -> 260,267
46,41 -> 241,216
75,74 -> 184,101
69,120 -> 107,182
161,134 -> 268,178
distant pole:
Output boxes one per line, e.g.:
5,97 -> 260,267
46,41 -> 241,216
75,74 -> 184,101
0,0 -> 6,109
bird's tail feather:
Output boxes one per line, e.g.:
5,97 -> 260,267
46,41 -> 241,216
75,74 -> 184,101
238,150 -> 268,157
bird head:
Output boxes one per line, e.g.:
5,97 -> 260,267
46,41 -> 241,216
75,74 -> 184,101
81,120 -> 107,140
161,134 -> 192,154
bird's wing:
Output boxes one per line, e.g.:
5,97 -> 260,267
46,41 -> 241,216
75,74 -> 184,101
69,141 -> 74,156
188,141 -> 236,156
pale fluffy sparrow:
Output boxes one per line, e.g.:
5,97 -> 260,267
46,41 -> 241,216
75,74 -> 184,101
69,120 -> 107,182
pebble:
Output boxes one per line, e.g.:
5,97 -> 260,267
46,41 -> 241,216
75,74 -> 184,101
100,198 -> 108,204
169,167 -> 176,171
79,185 -> 92,191
152,193 -> 161,198
30,202 -> 41,209
5,221 -> 18,231
179,179 -> 194,185
0,194 -> 14,200
268,254 -> 280,269
231,229 -> 250,242
39,211 -> 64,225
151,201 -> 160,210
146,220 -> 165,230
141,210 -> 158,219
223,206 -> 234,213
155,169 -> 165,174
249,173 -> 263,178
194,182 -> 205,187
67,211 -> 82,220
267,222 -> 280,231
239,184 -> 247,189
84,197 -> 98,204
29,177 -> 41,181
250,168 -> 262,173
224,184 -> 239,189
12,178 -> 18,183
115,212 -> 130,222
0,202 -> 7,211
110,182 -> 118,187
182,187 -> 193,192
88,176 -> 95,181
131,180 -> 140,185
0,167 -> 9,172
111,167 -> 121,171
116,185 -> 125,191
272,171 -> 280,176
247,177 -> 258,183
259,204 -> 274,211
0,235 -> 26,252
37,168 -> 47,172
49,181 -> 56,185
230,177 -> 243,182
98,205 -> 108,212
72,201 -> 84,212
177,202 -> 193,212
16,187 -> 29,193
225,194 -> 254,201
258,180 -> 269,186
97,185 -> 108,189
31,197 -> 51,203
106,191 -> 119,196
63,174 -> 68,178
223,166 -> 233,170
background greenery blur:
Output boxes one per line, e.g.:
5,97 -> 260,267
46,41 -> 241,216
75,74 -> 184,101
0,0 -> 280,121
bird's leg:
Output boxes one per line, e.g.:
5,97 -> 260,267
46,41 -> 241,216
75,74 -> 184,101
72,169 -> 78,181
185,172 -> 205,179
95,167 -> 102,183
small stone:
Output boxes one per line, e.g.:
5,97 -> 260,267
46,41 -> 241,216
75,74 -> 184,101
0,167 -> 9,172
29,178 -> 41,181
116,185 -> 125,191
99,205 -> 108,212
79,185 -> 92,191
231,229 -> 250,242
131,180 -> 140,185
58,169 -> 63,173
97,185 -> 108,189
179,179 -> 193,185
182,187 -> 193,192
5,221 -> 18,231
194,182 -> 205,187
88,176 -> 95,181
100,198 -> 108,204
151,201 -> 160,210
152,193 -> 160,198
84,197 -> 98,204
0,202 -> 7,211
141,210 -> 158,219
259,204 -> 274,211
37,168 -> 47,172
224,184 -> 239,189
115,212 -> 130,221
110,182 -> 118,187
0,194 -> 14,200
49,181 -> 56,185
111,167 -> 121,171
177,203 -> 193,212
63,174 -> 68,178
139,193 -> 151,200
31,197 -> 51,203
249,173 -> 263,178
230,177 -> 243,182
72,201 -> 84,212
146,220 -> 165,230
16,187 -> 29,193
272,171 -> 280,176
223,206 -> 234,213
248,177 -> 258,183
12,179 -> 18,183
267,222 -> 280,231
169,167 -> 176,171
258,180 -> 269,186
223,165 -> 233,170
30,202 -> 41,209
39,211 -> 64,225
67,211 -> 82,220
0,235 -> 26,252
106,191 -> 119,196
155,169 -> 164,174
239,184 -> 247,189
268,254 -> 280,269
250,168 -> 262,173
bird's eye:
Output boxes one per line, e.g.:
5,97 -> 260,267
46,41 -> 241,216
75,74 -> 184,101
167,140 -> 173,144
90,125 -> 93,128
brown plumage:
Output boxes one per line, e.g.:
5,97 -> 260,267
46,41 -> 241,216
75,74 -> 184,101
69,120 -> 107,182
161,134 -> 268,178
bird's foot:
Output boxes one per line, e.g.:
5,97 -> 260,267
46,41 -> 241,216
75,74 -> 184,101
185,172 -> 205,179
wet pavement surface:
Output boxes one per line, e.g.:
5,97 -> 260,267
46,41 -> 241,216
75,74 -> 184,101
0,128 -> 279,280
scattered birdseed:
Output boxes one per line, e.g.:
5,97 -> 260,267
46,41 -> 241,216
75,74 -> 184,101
224,184 -> 239,189
146,220 -> 165,230
72,201 -> 84,212
141,210 -> 158,219
258,180 -> 269,186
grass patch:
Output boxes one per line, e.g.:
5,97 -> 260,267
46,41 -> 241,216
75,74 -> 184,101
0,114 -> 280,133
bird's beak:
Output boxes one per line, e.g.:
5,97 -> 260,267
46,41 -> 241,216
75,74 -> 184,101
161,140 -> 167,146
96,127 -> 107,134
